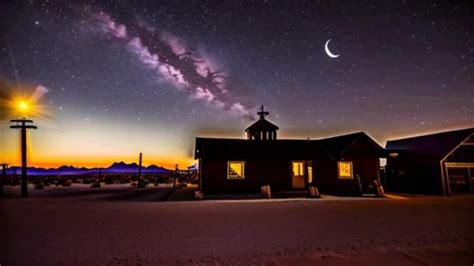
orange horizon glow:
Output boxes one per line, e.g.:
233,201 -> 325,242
4,125 -> 473,170
3,154 -> 195,170
3,133 -> 195,170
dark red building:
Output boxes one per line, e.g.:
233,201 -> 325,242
194,106 -> 385,195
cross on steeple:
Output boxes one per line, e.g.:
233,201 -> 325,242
257,105 -> 269,119
245,105 -> 279,140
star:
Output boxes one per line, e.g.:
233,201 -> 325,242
0,1 -> 472,167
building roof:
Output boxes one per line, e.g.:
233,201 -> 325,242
245,118 -> 279,132
195,138 -> 321,160
385,127 -> 474,161
195,131 -> 384,160
319,132 -> 385,159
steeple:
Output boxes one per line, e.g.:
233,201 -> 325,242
245,105 -> 279,140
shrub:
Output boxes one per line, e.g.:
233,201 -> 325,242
104,176 -> 114,184
176,182 -> 187,189
119,176 -> 131,184
138,179 -> 149,188
11,179 -> 20,186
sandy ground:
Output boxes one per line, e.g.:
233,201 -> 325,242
1,185 -> 473,265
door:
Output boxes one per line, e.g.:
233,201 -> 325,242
292,161 -> 305,189
447,166 -> 473,192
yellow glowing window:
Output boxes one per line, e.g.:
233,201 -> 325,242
292,162 -> 304,176
228,161 -> 245,179
338,161 -> 353,179
307,166 -> 313,183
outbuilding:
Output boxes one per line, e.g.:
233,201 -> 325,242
385,128 -> 474,195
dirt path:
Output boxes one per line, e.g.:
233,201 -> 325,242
1,188 -> 473,265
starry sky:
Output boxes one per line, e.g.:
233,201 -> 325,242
1,1 -> 473,168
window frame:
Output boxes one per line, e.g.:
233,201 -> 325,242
227,161 -> 245,179
338,161 -> 353,179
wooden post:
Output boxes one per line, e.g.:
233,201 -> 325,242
10,119 -> 37,198
198,159 -> 202,191
468,167 -> 472,193
445,164 -> 452,196
0,163 -> 7,197
173,164 -> 178,189
374,180 -> 384,197
137,153 -> 142,186
356,174 -> 363,196
20,126 -> 27,197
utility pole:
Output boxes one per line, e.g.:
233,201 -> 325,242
1,163 -> 7,197
10,119 -> 37,198
173,164 -> 178,189
97,168 -> 102,186
137,153 -> 142,186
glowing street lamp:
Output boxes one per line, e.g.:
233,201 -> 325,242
14,98 -> 32,116
17,100 -> 29,111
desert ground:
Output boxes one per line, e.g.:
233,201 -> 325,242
1,184 -> 473,265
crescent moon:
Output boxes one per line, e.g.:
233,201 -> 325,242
324,39 -> 340,58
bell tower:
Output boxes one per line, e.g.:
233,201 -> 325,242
245,105 -> 279,140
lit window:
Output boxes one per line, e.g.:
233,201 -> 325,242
292,161 -> 304,176
307,166 -> 313,183
228,161 -> 245,179
338,161 -> 353,179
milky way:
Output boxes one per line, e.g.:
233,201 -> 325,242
89,9 -> 255,120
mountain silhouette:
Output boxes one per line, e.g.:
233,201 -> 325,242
6,162 -> 172,176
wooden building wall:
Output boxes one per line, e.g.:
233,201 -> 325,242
385,160 -> 443,194
320,138 -> 381,195
200,154 -> 381,195
197,135 -> 383,195
200,159 -> 293,194
312,156 -> 337,192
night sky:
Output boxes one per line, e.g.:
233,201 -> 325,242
1,1 -> 473,168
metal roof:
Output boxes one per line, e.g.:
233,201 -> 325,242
195,132 -> 385,160
385,127 -> 474,161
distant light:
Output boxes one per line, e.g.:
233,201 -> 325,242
17,100 -> 30,111
389,153 -> 399,158
10,89 -> 49,119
